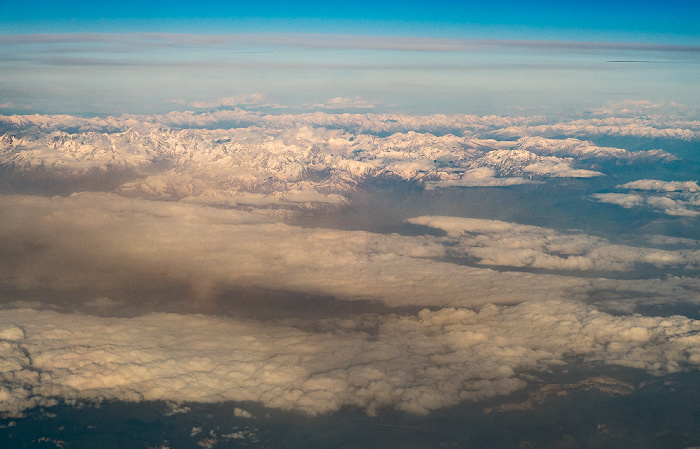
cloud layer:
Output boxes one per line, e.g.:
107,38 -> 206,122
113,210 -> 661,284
3,299 -> 700,416
0,193 -> 588,308
592,179 -> 700,217
1,107 -> 700,419
4,193 -> 700,313
409,216 -> 700,271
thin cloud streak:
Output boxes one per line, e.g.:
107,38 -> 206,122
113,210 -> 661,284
18,56 -> 625,73
3,33 -> 699,54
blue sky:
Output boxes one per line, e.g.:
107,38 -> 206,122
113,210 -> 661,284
2,0 -> 699,41
0,1 -> 698,116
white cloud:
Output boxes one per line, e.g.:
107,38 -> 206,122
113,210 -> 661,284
2,107 -> 700,422
513,136 -> 675,162
190,93 -> 266,109
2,109 -> 697,146
309,97 -> 376,110
0,102 -> 30,110
164,401 -> 191,416
644,235 -> 700,247
467,148 -> 603,179
428,167 -> 532,188
591,192 -> 647,209
0,193 -> 597,309
2,192 -> 699,316
408,215 -> 700,271
3,300 -> 700,416
619,179 -> 700,193
83,296 -> 124,310
645,196 -> 700,216
0,109 -> 531,135
522,159 -> 602,178
591,179 -> 700,216
589,99 -> 696,120
498,118 -> 699,142
233,407 -> 254,419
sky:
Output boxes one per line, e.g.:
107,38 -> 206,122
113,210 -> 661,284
1,0 -> 699,116
2,1 -> 700,448
2,0 -> 700,39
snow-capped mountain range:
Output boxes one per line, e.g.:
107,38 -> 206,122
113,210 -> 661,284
0,111 -> 684,208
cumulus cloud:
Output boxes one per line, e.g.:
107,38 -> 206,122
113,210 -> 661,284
594,193 -> 700,217
427,167 -> 532,188
408,216 -> 700,271
0,109 -> 515,134
233,407 -> 254,419
2,108 -> 697,145
0,102 -> 30,110
308,97 -> 376,110
588,99 -> 697,119
592,192 -> 646,209
513,136 -> 676,162
497,118 -> 700,142
644,235 -> 700,247
190,94 -> 266,109
591,179 -> 700,216
619,179 -> 700,193
522,159 -> 602,178
3,300 -> 700,416
456,147 -> 606,181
